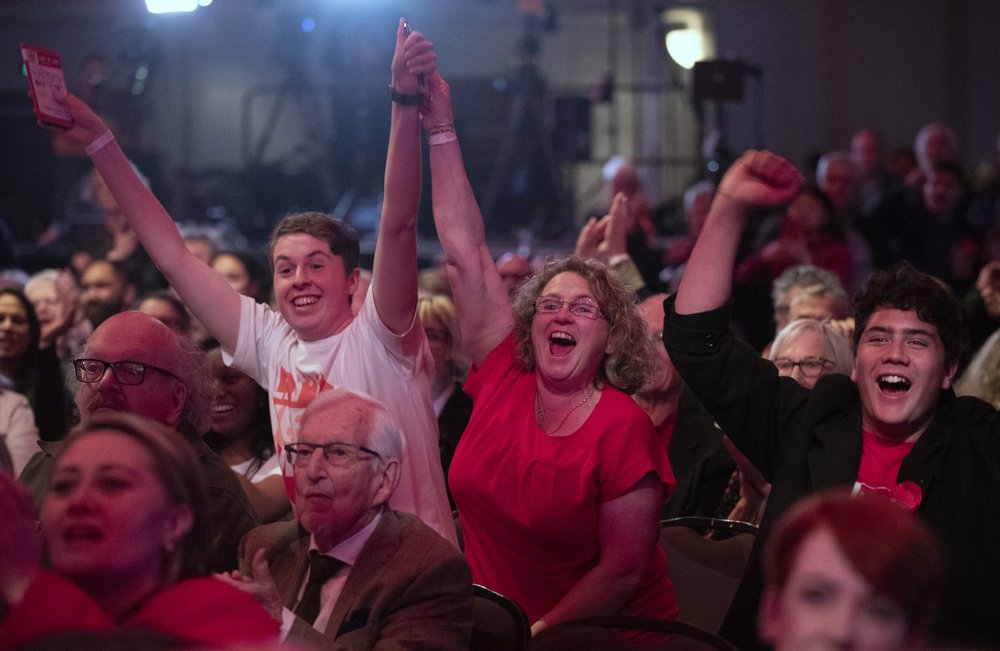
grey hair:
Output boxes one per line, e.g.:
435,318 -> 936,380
771,264 -> 846,310
816,150 -> 854,185
300,389 -> 404,464
770,318 -> 853,375
26,268 -> 80,305
173,333 -> 212,434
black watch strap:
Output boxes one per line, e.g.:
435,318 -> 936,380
388,86 -> 422,105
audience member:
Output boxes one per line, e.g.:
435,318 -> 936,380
0,288 -> 68,443
908,122 -> 959,189
636,294 -> 733,520
0,387 -> 39,478
79,258 -> 135,329
770,264 -> 848,341
661,179 -> 715,292
50,22 -> 456,546
19,311 -> 259,573
816,150 -> 873,290
0,413 -> 278,648
203,346 -> 288,523
181,229 -> 219,266
496,252 -> 534,297
24,269 -> 92,364
770,318 -> 852,390
737,185 -> 852,290
596,156 -> 663,292
961,259 -> 1000,362
137,290 -> 192,337
417,295 -> 472,500
211,249 -> 266,302
850,128 -> 902,217
426,72 -> 677,635
759,489 -> 944,651
223,389 -> 472,649
902,162 -> 977,291
666,149 -> 1000,647
88,166 -> 167,296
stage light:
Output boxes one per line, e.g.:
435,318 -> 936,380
145,0 -> 212,14
662,8 -> 710,70
665,29 -> 704,69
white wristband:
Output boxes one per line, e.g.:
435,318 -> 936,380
84,130 -> 115,156
428,130 -> 458,146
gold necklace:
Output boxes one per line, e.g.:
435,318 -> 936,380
536,386 -> 597,435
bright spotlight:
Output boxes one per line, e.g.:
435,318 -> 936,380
145,0 -> 212,14
665,29 -> 705,70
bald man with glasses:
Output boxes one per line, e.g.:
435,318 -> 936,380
20,310 -> 258,572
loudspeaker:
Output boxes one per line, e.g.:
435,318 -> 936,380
693,60 -> 745,102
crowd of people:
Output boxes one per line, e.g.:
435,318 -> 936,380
1,18 -> 1000,651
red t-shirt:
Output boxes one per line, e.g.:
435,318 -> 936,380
450,336 -> 678,623
854,429 -> 921,510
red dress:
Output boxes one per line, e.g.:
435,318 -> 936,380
450,337 -> 678,623
0,571 -> 279,650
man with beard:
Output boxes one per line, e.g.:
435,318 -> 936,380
79,259 -> 135,328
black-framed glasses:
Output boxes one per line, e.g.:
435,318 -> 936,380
773,356 -> 834,378
284,442 -> 382,469
73,358 -> 181,386
534,296 -> 604,320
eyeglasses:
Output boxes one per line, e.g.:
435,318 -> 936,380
773,356 -> 834,378
73,358 -> 181,386
534,296 -> 603,320
284,442 -> 382,468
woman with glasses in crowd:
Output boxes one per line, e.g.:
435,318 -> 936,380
0,413 -> 277,648
423,71 -> 677,636
770,318 -> 852,389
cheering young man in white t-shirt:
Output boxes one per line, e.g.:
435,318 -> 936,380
53,21 -> 456,546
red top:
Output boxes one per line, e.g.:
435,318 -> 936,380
0,571 -> 279,649
450,336 -> 678,623
855,429 -> 921,510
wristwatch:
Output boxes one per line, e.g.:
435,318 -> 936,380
388,86 -> 422,105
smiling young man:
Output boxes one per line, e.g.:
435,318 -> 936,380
51,23 -> 456,546
665,150 -> 1000,648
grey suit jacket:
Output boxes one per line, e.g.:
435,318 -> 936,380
239,510 -> 472,650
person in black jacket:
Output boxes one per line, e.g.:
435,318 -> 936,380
665,149 -> 1000,649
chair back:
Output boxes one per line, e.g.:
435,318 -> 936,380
472,584 -> 531,651
530,615 -> 738,651
659,517 -> 757,635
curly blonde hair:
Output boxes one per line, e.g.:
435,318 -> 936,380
510,256 -> 654,394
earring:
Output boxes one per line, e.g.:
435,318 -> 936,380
163,538 -> 176,554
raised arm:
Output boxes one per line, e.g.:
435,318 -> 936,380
674,151 -> 801,315
54,96 -> 242,350
425,73 -> 512,365
371,20 -> 437,334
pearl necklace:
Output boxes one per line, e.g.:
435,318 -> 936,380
536,386 -> 597,435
